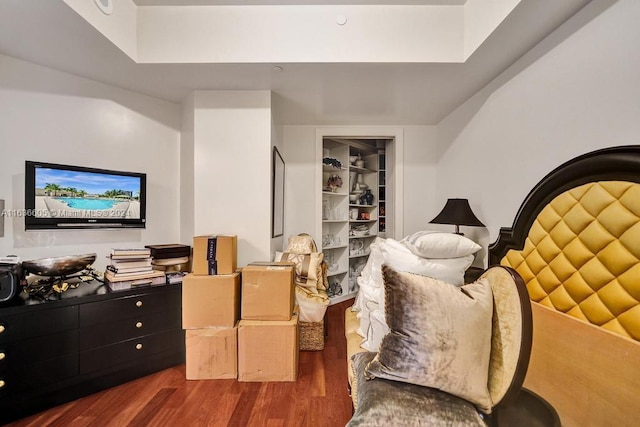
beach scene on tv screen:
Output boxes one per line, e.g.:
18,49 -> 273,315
34,168 -> 141,219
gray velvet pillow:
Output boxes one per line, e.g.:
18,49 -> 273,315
365,265 -> 494,413
348,352 -> 486,426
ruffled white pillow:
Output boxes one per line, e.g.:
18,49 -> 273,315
402,231 -> 481,259
380,239 -> 473,286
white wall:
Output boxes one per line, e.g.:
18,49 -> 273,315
436,0 -> 640,265
282,125 -> 437,245
0,54 -> 181,271
191,90 -> 272,267
180,93 -> 195,245
270,104 -> 285,255
402,126 -> 439,236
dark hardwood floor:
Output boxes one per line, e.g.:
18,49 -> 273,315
8,300 -> 355,427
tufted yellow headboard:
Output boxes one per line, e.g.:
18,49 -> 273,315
489,146 -> 640,427
501,181 -> 640,341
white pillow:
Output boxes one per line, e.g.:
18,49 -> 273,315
402,231 -> 481,259
362,305 -> 389,352
380,239 -> 473,286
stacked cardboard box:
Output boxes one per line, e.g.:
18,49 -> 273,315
182,235 -> 239,380
192,235 -> 237,275
238,262 -> 299,382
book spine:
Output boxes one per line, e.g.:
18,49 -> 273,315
106,265 -> 152,274
111,249 -> 151,256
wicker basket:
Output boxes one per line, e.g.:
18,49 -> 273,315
299,320 -> 325,351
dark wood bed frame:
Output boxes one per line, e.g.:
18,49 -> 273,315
489,145 -> 640,265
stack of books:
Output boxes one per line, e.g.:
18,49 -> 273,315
105,248 -> 165,291
145,244 -> 191,275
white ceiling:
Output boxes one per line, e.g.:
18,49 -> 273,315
132,1 -> 467,5
0,0 -> 593,125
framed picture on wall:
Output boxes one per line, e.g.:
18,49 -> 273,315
272,146 -> 285,237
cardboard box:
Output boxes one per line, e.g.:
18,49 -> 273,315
241,262 -> 295,321
182,273 -> 240,328
185,326 -> 237,380
238,314 -> 298,382
192,235 -> 237,275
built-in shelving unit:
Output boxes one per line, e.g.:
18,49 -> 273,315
321,138 -> 386,304
378,150 -> 386,236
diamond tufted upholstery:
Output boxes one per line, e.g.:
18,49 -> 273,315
502,181 -> 640,341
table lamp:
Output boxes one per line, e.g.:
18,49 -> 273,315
429,198 -> 485,235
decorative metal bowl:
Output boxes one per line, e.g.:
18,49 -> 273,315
22,253 -> 97,277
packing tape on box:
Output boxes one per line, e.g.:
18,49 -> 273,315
207,237 -> 218,275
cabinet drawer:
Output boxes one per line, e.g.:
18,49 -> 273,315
0,353 -> 78,397
80,329 -> 183,374
0,305 -> 78,345
0,329 -> 78,371
79,306 -> 181,350
79,288 -> 180,327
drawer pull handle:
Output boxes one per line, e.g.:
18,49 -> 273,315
135,301 -> 143,308
0,380 -> 4,388
135,343 -> 143,350
135,322 -> 143,328
0,352 -> 5,361
0,324 -> 5,334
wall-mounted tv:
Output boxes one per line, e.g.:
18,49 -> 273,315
25,161 -> 146,230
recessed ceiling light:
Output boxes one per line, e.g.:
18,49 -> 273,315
94,0 -> 113,15
273,66 -> 284,72
336,15 -> 347,26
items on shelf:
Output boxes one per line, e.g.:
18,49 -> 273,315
350,224 -> 371,237
322,139 -> 386,303
359,189 -> 374,205
327,278 -> 343,298
322,157 -> 342,169
327,174 -> 343,192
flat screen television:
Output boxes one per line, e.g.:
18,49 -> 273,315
25,161 -> 146,230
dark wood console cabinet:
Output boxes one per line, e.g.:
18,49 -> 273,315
0,282 -> 184,425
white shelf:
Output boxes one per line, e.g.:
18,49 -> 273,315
329,291 -> 357,304
349,234 -> 377,239
349,252 -> 370,259
324,140 -> 387,306
323,164 -> 347,172
323,244 -> 347,250
327,269 -> 348,277
349,165 -> 376,174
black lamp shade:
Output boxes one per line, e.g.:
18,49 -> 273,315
430,198 -> 485,231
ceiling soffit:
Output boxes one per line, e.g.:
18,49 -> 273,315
65,0 -> 520,64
